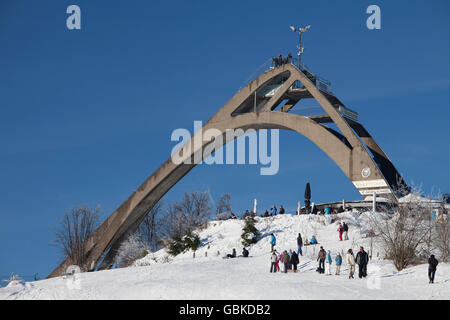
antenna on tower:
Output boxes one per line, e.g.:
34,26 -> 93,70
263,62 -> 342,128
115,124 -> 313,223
289,25 -> 311,69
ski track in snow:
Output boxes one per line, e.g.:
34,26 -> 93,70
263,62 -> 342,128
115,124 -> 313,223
1,212 -> 449,300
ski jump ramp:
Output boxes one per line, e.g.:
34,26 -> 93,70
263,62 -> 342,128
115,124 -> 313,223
48,62 -> 407,278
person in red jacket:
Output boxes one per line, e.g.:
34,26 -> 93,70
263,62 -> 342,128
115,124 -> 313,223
337,223 -> 344,241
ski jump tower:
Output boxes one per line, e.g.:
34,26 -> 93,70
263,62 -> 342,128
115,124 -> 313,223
48,25 -> 408,278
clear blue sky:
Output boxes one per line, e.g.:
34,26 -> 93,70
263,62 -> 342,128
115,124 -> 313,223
1,0 -> 449,280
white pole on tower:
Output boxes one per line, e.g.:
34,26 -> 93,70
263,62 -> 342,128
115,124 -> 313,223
253,199 -> 257,215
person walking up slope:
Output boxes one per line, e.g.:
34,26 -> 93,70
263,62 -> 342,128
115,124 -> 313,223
337,223 -> 344,241
346,249 -> 356,279
270,233 -> 276,252
335,252 -> 342,275
342,222 -> 349,240
428,254 -> 439,284
297,233 -> 303,256
325,250 -> 332,275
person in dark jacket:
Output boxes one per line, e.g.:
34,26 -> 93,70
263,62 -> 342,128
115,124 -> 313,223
281,250 -> 290,273
297,233 -> 303,256
317,246 -> 326,274
279,205 -> 285,214
342,222 -> 349,240
242,248 -> 249,257
226,248 -> 236,258
428,254 -> 439,283
355,246 -> 369,278
291,251 -> 299,271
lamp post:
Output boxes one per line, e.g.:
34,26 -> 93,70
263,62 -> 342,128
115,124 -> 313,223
289,25 -> 311,69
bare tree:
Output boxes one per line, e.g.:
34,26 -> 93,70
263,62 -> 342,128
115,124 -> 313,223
432,202 -> 449,262
370,192 -> 435,271
53,205 -> 100,271
137,200 -> 164,252
160,191 -> 211,247
216,193 -> 232,219
116,234 -> 148,268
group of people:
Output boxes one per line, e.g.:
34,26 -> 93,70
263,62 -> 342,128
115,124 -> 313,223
270,249 -> 300,273
316,246 -> 369,278
263,205 -> 286,217
272,53 -> 293,67
337,222 -> 349,241
225,247 -> 249,259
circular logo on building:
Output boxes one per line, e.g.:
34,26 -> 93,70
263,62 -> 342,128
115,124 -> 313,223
361,167 -> 371,178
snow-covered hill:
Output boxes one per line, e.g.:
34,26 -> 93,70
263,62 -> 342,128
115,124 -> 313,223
1,212 -> 449,300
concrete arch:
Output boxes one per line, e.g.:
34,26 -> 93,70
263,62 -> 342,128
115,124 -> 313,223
48,62 -> 406,277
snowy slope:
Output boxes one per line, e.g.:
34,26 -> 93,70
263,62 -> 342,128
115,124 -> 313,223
1,212 -> 449,300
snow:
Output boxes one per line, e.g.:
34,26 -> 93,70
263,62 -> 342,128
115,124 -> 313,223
1,212 -> 449,300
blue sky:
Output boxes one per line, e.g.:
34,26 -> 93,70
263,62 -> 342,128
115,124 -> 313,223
1,0 -> 449,280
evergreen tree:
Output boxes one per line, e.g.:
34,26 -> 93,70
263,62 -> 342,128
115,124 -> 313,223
241,216 -> 260,247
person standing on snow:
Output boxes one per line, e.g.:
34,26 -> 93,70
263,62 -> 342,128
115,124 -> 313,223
355,246 -> 369,278
271,205 -> 277,216
288,249 -> 293,270
325,250 -> 333,275
342,222 -> 349,240
281,250 -> 290,273
270,233 -> 276,251
297,233 -> 303,256
337,223 -> 344,241
428,254 -> 439,284
270,250 -> 278,273
279,205 -> 285,214
291,251 -> 299,271
346,249 -> 356,279
317,246 -> 326,274
335,252 -> 342,275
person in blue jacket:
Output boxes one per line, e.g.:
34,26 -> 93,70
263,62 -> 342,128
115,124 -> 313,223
335,253 -> 342,275
325,250 -> 332,275
270,233 -> 276,251
271,205 -> 277,216
310,235 -> 318,244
